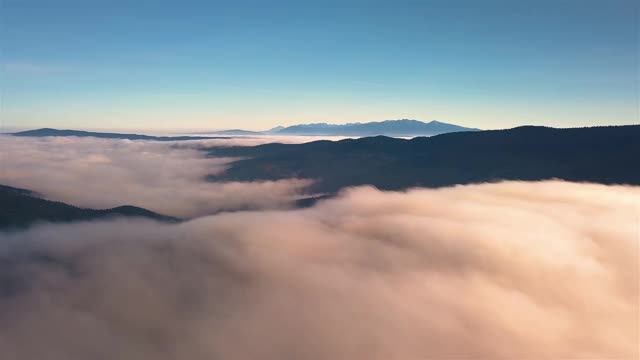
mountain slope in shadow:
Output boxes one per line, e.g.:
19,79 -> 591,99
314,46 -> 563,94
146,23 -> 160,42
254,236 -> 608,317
206,125 -> 640,193
0,185 -> 178,230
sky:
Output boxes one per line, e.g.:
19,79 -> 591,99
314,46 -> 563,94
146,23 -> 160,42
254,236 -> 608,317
1,0 -> 638,131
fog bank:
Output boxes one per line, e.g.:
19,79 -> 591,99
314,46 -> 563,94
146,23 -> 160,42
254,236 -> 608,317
0,181 -> 637,359
0,135 -> 311,217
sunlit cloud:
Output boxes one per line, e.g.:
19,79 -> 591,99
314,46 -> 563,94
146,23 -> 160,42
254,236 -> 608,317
0,180 -> 637,359
0,135 -> 313,217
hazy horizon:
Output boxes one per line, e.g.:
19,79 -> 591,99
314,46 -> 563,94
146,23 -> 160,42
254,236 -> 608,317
2,0 -> 638,131
3,118 -> 637,136
2,118 -> 477,134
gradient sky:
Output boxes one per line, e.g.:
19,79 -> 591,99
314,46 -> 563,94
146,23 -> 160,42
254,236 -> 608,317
1,0 -> 638,131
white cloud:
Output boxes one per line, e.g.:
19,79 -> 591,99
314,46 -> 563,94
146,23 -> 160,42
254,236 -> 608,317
0,135 -> 312,217
0,181 -> 637,359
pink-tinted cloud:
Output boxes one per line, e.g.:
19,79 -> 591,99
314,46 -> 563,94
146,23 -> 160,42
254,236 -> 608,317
0,135 -> 312,217
0,181 -> 636,359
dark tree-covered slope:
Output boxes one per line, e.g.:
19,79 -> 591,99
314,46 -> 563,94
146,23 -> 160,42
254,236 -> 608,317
207,125 -> 640,193
0,185 -> 178,230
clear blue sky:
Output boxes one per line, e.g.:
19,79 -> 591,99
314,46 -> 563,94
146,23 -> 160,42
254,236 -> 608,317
1,0 -> 638,131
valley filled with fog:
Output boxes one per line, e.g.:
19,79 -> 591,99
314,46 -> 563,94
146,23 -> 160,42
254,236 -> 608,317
3,0 -> 638,358
1,133 -> 638,360
0,135 -> 317,218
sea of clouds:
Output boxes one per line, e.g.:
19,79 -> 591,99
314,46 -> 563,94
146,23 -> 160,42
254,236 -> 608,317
0,135 -> 638,359
0,135 -> 316,218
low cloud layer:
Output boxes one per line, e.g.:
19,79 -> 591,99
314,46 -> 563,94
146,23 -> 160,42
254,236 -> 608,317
0,135 -> 311,217
0,181 -> 637,359
177,134 -> 356,147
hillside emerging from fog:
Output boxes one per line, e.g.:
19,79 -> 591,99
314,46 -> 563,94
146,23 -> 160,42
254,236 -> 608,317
4,124 -> 639,226
207,125 -> 640,193
0,185 -> 177,230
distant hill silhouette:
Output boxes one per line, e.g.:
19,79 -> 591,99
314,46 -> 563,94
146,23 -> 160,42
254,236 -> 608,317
207,119 -> 479,136
12,128 -> 228,141
209,129 -> 264,135
207,125 -> 640,193
0,185 -> 178,230
273,119 -> 479,136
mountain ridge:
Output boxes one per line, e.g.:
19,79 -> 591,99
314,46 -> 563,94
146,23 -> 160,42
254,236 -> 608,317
211,119 -> 479,136
206,124 -> 640,193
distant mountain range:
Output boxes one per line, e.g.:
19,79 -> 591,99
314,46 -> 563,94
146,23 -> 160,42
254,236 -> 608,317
211,119 -> 479,136
206,125 -> 640,195
12,128 -> 227,141
0,185 -> 178,230
11,120 -> 477,140
6,124 -> 638,227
